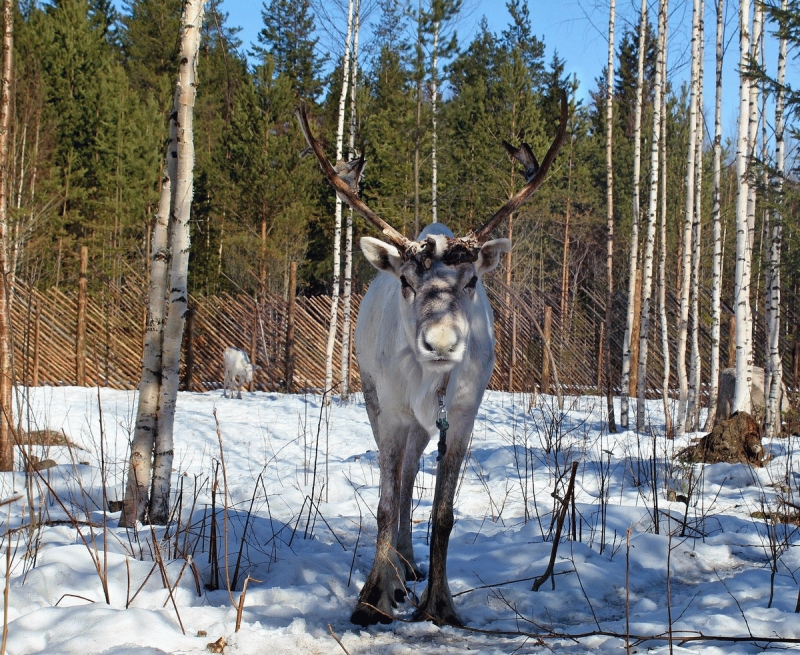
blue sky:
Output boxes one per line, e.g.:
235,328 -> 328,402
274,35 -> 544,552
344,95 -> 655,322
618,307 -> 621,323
212,0 -> 796,143
102,0 -> 795,145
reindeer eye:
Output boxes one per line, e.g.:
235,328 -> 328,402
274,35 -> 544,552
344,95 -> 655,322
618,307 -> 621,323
400,275 -> 415,296
465,276 -> 478,291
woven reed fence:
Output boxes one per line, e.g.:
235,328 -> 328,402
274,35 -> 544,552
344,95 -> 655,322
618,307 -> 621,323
8,272 -> 800,398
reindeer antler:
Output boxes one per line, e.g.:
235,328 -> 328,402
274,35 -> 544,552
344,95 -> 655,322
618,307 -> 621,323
469,89 -> 569,244
295,103 -> 409,250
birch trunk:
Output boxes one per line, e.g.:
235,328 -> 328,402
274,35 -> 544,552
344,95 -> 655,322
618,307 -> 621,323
431,21 -> 439,223
765,0 -> 787,437
620,0 -> 648,430
121,168 -> 173,525
658,66 -> 673,438
688,0 -> 705,431
323,0 -> 355,404
676,0 -> 702,436
636,0 -> 668,432
413,0 -> 423,236
340,0 -> 360,401
704,0 -> 725,431
0,0 -> 12,471
604,0 -> 617,433
148,0 -> 204,524
732,0 -> 753,415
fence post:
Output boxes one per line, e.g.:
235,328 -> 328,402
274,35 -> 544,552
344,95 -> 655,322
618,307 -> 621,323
507,309 -> 517,392
32,300 -> 40,387
727,313 -> 736,369
542,305 -> 552,394
250,303 -> 258,392
285,261 -> 297,393
181,305 -> 195,391
596,320 -> 605,393
629,269 -> 642,397
76,245 -> 87,386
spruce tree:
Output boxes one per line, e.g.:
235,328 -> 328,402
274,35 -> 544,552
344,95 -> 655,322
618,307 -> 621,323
255,0 -> 323,100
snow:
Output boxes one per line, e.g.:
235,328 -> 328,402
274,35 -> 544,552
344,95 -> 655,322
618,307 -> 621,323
1,386 -> 800,654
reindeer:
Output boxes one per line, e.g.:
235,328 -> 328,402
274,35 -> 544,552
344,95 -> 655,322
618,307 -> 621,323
297,94 -> 566,627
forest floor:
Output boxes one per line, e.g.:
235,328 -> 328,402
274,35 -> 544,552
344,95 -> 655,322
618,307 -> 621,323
0,386 -> 799,654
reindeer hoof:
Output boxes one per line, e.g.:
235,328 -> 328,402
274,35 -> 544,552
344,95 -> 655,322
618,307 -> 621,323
405,564 -> 426,582
350,602 -> 393,627
412,597 -> 463,627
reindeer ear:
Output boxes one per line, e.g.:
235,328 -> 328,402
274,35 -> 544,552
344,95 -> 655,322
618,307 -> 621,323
476,238 -> 511,276
360,237 -> 404,275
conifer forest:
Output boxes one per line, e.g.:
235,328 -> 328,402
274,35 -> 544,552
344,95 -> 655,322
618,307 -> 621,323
1,0 -> 800,438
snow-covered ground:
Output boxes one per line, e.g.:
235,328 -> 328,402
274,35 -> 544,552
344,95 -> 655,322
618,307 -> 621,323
1,386 -> 800,654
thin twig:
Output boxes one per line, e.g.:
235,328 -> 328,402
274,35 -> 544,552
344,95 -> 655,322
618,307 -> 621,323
533,461 -> 579,592
327,623 -> 352,655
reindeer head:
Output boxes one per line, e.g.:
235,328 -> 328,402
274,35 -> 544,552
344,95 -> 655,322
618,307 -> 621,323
295,93 -> 567,369
360,222 -> 510,369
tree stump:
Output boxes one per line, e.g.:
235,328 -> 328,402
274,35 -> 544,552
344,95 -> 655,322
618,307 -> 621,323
678,413 -> 764,467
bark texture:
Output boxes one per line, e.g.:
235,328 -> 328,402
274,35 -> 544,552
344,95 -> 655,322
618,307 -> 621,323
620,0 -> 648,430
149,0 -> 204,524
0,0 -> 12,471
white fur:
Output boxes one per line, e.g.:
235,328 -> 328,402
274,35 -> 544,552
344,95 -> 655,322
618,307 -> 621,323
350,223 -> 510,626
222,347 -> 253,399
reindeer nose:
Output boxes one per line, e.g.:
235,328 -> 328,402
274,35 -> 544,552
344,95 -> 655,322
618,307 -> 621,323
421,325 -> 460,356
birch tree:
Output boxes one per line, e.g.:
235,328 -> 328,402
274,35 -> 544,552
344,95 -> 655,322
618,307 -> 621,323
765,0 -> 787,437
604,0 -> 617,433
145,0 -> 203,525
687,0 -> 706,431
658,69 -> 672,438
323,0 -> 355,404
676,0 -> 702,436
340,0 -> 360,401
704,0 -> 726,430
0,0 -> 12,471
121,151 -> 174,525
429,0 -> 460,224
636,0 -> 668,433
619,0 -> 648,430
431,18 -> 439,223
732,0 -> 753,415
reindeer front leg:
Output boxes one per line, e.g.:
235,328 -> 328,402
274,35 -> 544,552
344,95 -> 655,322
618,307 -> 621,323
412,424 -> 470,626
351,438 -> 408,626
396,425 -> 429,582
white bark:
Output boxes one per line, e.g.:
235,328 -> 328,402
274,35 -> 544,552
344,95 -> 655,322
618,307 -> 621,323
121,169 -> 173,525
604,0 -> 617,432
765,0 -> 787,437
688,0 -> 705,431
0,0 -> 12,471
676,0 -> 702,436
636,0 -> 668,433
149,0 -> 204,524
341,0 -> 360,401
658,64 -> 672,438
620,0 -> 648,430
323,0 -> 355,403
431,20 -> 439,223
704,0 -> 725,431
732,0 -> 753,415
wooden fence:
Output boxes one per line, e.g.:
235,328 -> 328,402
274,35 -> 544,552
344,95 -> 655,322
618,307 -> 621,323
8,271 -> 800,398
